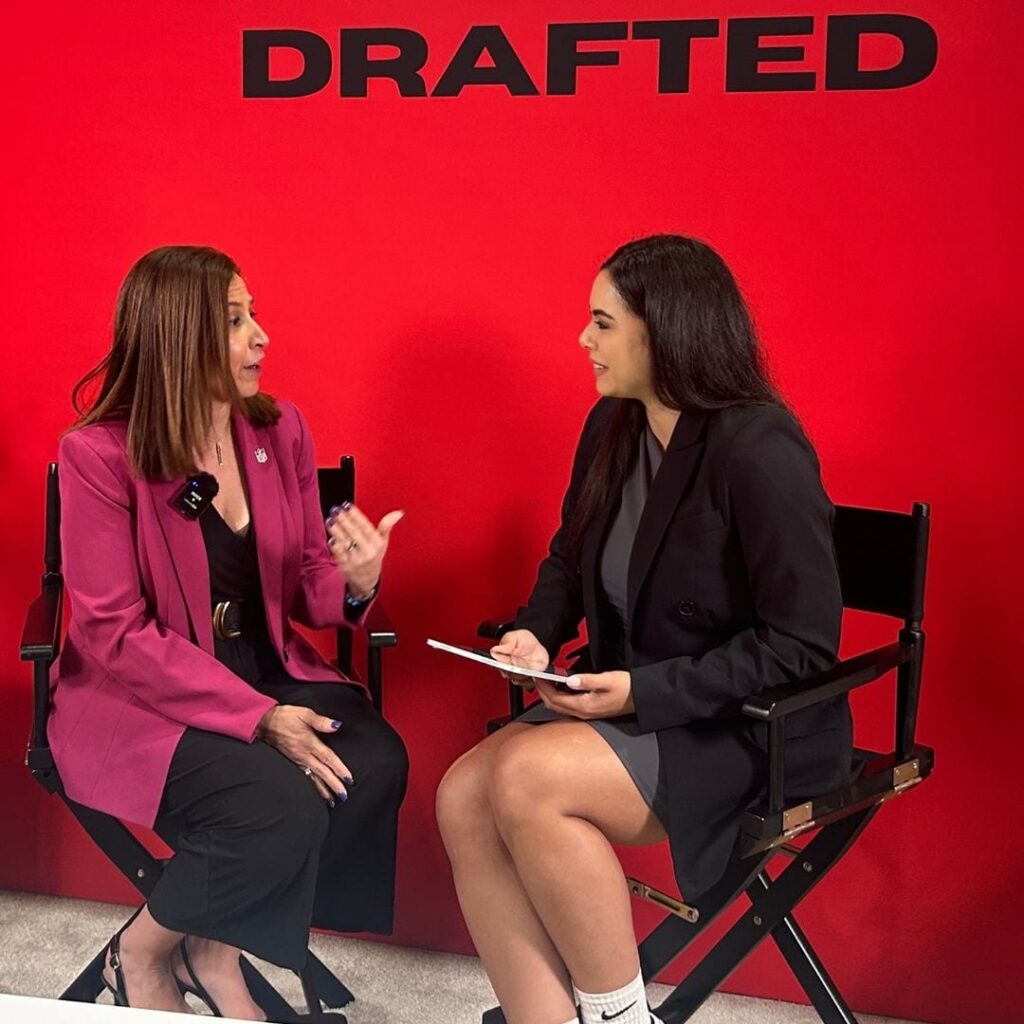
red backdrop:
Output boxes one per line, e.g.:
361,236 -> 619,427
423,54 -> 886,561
3,3 -> 1022,1022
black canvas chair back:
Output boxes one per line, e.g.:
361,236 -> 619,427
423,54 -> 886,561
478,501 -> 933,1024
318,457 -> 397,713
21,457 -> 397,1022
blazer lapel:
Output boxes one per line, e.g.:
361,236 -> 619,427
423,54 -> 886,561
149,477 -> 215,653
626,410 -> 710,625
581,496 -> 615,668
234,413 -> 286,654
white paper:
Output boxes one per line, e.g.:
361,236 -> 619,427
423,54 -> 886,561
426,638 -> 571,684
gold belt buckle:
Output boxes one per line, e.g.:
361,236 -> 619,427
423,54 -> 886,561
213,601 -> 242,640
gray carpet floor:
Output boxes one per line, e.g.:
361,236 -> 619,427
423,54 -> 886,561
0,891 -> 920,1024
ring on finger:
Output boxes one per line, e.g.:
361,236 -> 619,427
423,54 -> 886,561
302,766 -> 314,777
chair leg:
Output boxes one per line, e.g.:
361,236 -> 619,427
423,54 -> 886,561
240,956 -> 301,1023
769,911 -> 858,1024
653,807 -> 877,1024
297,962 -> 348,1022
59,944 -> 107,1002
639,849 -> 774,981
304,951 -> 355,1008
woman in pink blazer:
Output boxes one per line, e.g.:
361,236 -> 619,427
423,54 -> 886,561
51,245 -> 408,1018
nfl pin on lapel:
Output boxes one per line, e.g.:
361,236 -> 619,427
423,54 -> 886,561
254,448 -> 268,464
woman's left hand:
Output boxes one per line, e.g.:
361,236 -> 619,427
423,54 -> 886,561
533,671 -> 635,720
326,503 -> 405,599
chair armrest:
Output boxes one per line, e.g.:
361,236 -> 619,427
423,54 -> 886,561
20,578 -> 63,662
478,615 -> 518,641
741,642 -> 912,722
365,602 -> 397,649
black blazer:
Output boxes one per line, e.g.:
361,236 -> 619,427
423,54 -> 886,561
515,398 -> 852,899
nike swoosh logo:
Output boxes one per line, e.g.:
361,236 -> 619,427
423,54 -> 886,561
601,1003 -> 637,1021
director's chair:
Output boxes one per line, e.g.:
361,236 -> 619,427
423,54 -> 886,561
20,456 -> 398,1023
478,501 -> 933,1024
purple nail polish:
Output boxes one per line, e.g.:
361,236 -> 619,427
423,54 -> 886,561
343,775 -> 354,786
328,505 -> 340,516
326,516 -> 336,526
340,501 -> 352,511
331,720 -> 342,729
339,791 -> 348,802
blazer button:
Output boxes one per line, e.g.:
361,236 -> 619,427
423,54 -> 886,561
677,600 -> 696,617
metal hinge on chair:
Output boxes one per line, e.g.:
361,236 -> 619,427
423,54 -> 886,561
626,878 -> 700,923
773,801 -> 817,846
886,758 -> 922,799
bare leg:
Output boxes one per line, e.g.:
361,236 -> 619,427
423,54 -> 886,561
172,937 -> 266,1021
490,721 -> 668,993
103,905 -> 191,1013
437,723 -> 578,1024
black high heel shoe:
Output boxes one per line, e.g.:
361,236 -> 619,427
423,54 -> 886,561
102,928 -> 130,1007
101,905 -> 146,1007
174,937 -> 224,1017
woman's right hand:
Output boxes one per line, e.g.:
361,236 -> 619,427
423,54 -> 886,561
256,705 -> 353,804
490,629 -> 550,685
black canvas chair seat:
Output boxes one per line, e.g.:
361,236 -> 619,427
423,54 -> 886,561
20,457 -> 398,1023
477,501 -> 933,1024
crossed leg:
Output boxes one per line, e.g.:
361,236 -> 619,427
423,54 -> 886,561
436,720 -> 666,1024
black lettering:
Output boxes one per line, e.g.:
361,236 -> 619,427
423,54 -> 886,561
726,17 -> 816,92
433,25 -> 539,96
242,30 -> 332,98
547,22 -> 628,95
632,20 -> 719,94
340,28 -> 428,97
825,15 -> 938,90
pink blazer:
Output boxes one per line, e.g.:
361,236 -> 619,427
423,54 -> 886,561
49,401 -> 371,827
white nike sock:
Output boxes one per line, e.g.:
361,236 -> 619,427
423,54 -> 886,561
574,969 -> 662,1023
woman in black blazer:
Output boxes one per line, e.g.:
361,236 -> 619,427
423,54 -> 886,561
436,235 -> 850,1024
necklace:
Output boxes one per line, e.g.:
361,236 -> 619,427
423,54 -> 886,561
212,421 -> 229,467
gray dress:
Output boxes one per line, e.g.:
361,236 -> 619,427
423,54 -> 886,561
518,426 -> 669,823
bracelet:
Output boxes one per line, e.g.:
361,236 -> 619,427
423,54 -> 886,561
345,583 -> 378,608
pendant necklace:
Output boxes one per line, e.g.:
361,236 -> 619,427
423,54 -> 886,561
213,424 -> 228,466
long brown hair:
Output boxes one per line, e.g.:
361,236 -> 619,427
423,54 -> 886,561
71,245 -> 280,480
567,235 -> 783,561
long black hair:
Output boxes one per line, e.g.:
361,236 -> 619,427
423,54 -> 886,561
567,234 -> 783,561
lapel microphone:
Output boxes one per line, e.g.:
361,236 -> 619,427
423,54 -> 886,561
170,472 -> 219,520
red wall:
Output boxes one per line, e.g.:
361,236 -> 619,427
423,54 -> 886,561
3,3 -> 1022,1022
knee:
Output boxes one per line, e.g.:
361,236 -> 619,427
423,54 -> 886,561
435,747 -> 495,856
490,731 -> 569,835
378,722 -> 410,796
354,718 -> 409,800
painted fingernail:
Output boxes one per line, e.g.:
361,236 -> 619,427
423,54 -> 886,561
328,537 -> 335,546
341,501 -> 352,511
343,775 -> 354,786
326,516 -> 336,526
339,791 -> 348,802
331,720 -> 342,730
328,505 -> 340,516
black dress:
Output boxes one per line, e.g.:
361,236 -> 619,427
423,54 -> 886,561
145,507 -> 408,969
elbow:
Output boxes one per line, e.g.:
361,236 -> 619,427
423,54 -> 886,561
755,620 -> 839,683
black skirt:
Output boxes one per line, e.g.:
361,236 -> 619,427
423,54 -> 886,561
145,508 -> 408,969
